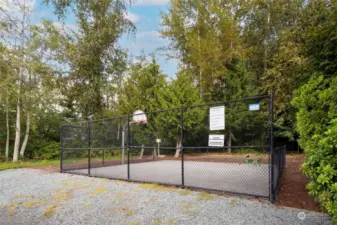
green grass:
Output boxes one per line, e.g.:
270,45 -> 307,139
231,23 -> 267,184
234,149 -> 266,154
0,160 -> 59,171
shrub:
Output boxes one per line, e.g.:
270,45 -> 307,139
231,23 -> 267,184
292,74 -> 337,223
25,140 -> 60,160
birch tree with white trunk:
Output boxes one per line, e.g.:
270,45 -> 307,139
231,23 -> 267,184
1,0 -> 43,161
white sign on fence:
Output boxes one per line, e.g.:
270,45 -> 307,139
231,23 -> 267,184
208,134 -> 225,147
249,103 -> 260,111
209,106 -> 225,130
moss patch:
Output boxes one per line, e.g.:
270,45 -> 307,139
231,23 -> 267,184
42,205 -> 61,218
8,208 -> 16,216
12,194 -> 35,200
178,189 -> 192,196
125,208 -> 134,216
113,193 -> 127,202
126,222 -> 140,225
167,219 -> 175,225
197,192 -> 215,200
138,183 -> 175,192
22,201 -> 45,208
82,204 -> 92,209
153,219 -> 161,225
53,190 -> 73,203
180,201 -> 197,216
90,186 -> 108,198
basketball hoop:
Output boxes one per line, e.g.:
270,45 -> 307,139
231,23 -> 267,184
133,110 -> 147,124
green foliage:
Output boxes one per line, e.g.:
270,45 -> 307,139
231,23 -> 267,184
300,0 -> 337,75
25,140 -> 60,160
156,72 -> 205,145
117,56 -> 167,115
161,0 -> 243,98
44,0 -> 134,119
292,74 -> 337,223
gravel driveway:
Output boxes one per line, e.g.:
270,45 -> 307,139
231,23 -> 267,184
0,169 -> 331,225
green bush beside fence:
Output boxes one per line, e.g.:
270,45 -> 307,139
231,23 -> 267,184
292,74 -> 337,223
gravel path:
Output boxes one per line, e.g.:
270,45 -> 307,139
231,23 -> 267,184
0,169 -> 331,225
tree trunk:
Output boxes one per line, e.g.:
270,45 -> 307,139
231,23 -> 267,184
174,140 -> 181,158
139,144 -> 144,159
13,95 -> 21,162
263,0 -> 271,77
197,7 -> 203,98
153,145 -> 156,157
13,9 -> 26,162
5,90 -> 9,158
19,111 -> 31,157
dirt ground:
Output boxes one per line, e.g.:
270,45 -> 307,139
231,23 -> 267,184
275,154 -> 322,212
32,154 -> 322,212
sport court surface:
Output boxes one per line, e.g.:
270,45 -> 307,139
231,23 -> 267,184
70,160 -> 269,197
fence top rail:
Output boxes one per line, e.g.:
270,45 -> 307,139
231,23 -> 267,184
60,94 -> 270,127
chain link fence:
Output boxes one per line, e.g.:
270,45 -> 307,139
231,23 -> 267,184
60,94 -> 285,201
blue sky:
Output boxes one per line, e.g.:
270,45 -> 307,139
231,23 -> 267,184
32,0 -> 178,78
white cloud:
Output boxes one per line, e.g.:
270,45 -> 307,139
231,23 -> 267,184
124,11 -> 140,23
134,0 -> 169,5
136,30 -> 160,39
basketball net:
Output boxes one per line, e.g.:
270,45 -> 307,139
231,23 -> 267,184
133,110 -> 147,125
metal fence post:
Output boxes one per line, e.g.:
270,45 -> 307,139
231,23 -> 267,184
269,89 -> 274,202
88,120 -> 91,176
60,125 -> 63,173
277,148 -> 283,182
127,115 -> 130,181
282,145 -> 287,172
180,107 -> 184,188
60,149 -> 63,172
102,149 -> 105,166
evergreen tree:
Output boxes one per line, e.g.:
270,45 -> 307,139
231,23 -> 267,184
155,71 -> 205,157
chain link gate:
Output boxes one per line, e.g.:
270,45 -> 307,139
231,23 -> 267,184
60,94 -> 285,202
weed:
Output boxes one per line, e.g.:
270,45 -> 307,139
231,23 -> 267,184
243,158 -> 262,166
230,199 -> 237,206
